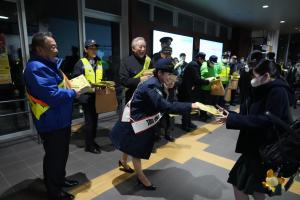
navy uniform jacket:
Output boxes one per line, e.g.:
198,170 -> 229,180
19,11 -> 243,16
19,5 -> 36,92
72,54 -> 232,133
110,76 -> 192,159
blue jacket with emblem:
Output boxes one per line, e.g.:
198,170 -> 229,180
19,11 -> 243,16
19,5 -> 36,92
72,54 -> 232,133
23,56 -> 76,134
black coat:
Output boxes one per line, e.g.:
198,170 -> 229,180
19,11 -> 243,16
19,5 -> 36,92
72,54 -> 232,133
119,55 -> 153,103
226,78 -> 293,155
178,60 -> 209,102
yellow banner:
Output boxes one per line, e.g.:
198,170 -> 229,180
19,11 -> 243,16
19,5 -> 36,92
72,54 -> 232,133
0,34 -> 12,84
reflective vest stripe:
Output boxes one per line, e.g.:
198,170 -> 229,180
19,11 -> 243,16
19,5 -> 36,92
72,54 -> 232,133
27,80 -> 65,120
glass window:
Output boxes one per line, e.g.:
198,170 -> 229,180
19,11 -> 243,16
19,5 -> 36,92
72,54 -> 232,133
0,0 -> 30,135
154,6 -> 173,25
178,13 -> 193,30
136,1 -> 150,22
85,0 -> 121,15
24,0 -> 82,119
207,21 -> 216,36
85,17 -> 120,82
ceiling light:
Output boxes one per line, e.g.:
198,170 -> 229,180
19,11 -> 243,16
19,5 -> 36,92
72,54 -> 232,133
262,5 -> 269,8
0,16 -> 9,20
280,20 -> 285,24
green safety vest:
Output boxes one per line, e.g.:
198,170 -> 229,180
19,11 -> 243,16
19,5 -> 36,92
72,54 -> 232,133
218,62 -> 230,84
200,62 -> 217,91
81,58 -> 103,84
28,80 -> 65,120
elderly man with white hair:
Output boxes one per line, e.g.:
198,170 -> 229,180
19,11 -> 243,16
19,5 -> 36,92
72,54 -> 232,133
119,37 -> 153,103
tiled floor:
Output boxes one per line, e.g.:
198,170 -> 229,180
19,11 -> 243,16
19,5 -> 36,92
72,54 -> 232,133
0,107 -> 300,200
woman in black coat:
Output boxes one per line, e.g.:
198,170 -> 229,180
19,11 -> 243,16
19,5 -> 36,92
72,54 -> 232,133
217,59 -> 293,200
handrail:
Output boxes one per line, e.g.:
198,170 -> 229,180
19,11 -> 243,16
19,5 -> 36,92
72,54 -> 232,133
0,98 -> 27,104
0,111 -> 29,118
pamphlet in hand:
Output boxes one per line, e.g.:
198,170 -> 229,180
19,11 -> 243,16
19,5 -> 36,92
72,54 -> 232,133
70,75 -> 92,94
196,102 -> 224,116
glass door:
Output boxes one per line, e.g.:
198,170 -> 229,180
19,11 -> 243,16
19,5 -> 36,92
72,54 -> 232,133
0,0 -> 30,137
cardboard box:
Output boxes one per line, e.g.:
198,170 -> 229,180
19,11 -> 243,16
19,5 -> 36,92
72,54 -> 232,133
95,86 -> 118,113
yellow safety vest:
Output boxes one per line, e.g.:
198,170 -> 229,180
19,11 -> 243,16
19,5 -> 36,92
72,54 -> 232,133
125,55 -> 151,91
81,58 -> 103,84
219,63 -> 230,84
27,80 -> 65,120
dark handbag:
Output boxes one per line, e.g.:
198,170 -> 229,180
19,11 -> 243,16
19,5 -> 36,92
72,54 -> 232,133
260,111 -> 300,177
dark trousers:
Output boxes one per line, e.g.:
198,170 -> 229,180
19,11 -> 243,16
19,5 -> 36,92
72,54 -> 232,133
40,127 -> 71,199
182,110 -> 192,128
82,97 -> 99,148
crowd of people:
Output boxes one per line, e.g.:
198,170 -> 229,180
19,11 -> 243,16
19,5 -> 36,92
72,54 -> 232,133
23,32 -> 299,200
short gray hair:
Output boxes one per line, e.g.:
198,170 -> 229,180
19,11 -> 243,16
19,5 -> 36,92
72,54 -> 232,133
131,37 -> 146,49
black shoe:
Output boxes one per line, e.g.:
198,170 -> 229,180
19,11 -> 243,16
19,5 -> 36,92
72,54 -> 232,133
85,146 -> 101,154
51,191 -> 74,200
93,142 -> 100,150
164,134 -> 175,142
189,123 -> 198,129
63,179 -> 79,187
181,125 -> 193,132
137,178 -> 156,190
118,160 -> 134,173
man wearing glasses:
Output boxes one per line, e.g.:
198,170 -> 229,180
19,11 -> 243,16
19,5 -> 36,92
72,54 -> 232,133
73,39 -> 103,154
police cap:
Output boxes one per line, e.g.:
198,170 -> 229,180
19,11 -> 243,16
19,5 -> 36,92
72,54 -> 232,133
209,55 -> 218,64
85,39 -> 99,48
154,58 -> 174,73
160,37 -> 173,45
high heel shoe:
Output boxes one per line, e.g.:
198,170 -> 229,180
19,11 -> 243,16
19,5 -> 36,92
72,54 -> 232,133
137,178 -> 156,190
118,160 -> 134,173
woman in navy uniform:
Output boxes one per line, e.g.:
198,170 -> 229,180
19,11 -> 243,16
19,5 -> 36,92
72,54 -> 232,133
110,58 -> 201,190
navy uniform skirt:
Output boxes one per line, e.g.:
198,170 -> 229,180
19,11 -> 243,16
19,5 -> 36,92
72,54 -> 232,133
109,120 -> 156,159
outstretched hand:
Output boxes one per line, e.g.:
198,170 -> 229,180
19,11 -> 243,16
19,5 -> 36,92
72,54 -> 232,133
215,105 -> 229,124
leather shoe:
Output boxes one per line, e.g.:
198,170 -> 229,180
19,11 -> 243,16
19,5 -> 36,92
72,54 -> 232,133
189,123 -> 198,129
93,142 -> 100,150
181,125 -> 196,132
85,146 -> 101,154
118,160 -> 134,173
164,134 -> 175,142
137,178 -> 156,190
63,179 -> 79,187
50,191 -> 74,200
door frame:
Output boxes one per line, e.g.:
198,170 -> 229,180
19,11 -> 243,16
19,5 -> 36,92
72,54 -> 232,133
0,0 -> 34,141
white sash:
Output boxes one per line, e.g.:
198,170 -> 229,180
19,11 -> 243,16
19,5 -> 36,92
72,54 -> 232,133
121,99 -> 163,134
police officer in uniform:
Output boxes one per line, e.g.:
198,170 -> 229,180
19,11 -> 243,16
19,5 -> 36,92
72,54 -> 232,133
73,39 -> 103,154
110,58 -> 202,190
119,37 -> 153,103
152,37 -> 173,65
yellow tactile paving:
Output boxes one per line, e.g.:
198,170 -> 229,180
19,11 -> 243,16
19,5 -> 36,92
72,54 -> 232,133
70,121 -> 300,199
